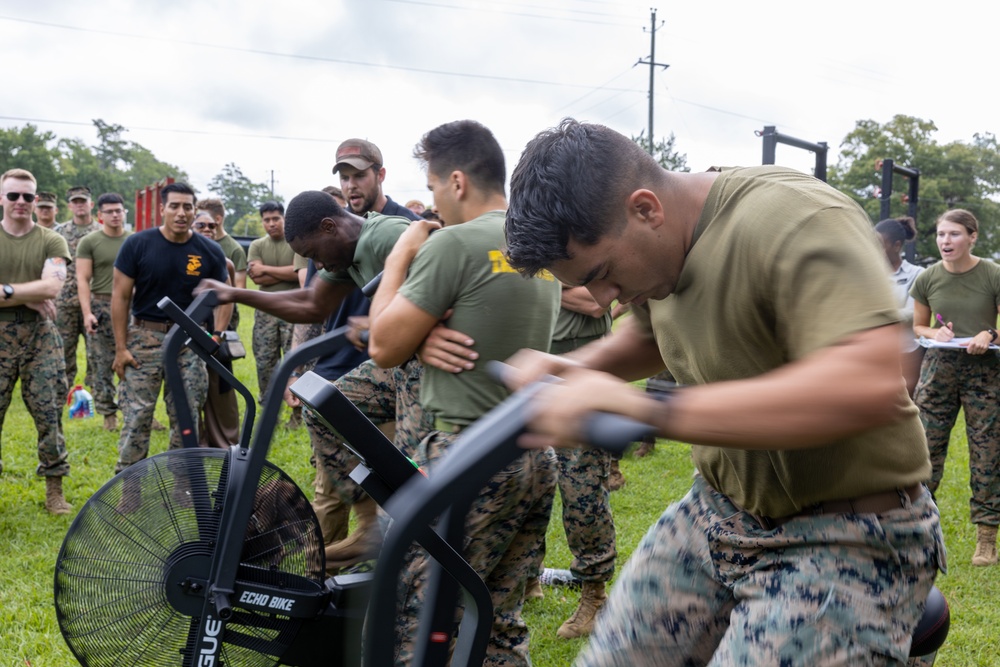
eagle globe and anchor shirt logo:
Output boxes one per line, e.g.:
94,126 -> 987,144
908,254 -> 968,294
187,254 -> 204,276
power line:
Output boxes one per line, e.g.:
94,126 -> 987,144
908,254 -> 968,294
376,0 -> 639,26
0,15 -> 642,93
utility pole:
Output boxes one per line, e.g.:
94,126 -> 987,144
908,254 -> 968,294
636,8 -> 669,156
269,170 -> 276,197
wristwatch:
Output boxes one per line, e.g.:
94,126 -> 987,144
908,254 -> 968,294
988,327 -> 998,343
2,284 -> 13,301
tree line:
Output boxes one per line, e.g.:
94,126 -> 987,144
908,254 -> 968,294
0,119 -> 279,237
2,115 -> 997,256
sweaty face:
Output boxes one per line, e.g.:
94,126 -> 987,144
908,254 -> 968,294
288,226 -> 352,274
549,218 -> 682,310
262,211 -> 285,240
338,165 -> 381,215
1,178 -> 37,224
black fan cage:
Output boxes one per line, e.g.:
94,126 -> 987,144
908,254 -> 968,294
54,448 -> 324,666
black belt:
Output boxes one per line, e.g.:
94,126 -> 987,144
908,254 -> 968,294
0,307 -> 39,323
132,318 -> 173,333
752,485 -> 923,530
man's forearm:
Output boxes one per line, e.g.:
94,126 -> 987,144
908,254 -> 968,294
111,295 -> 130,351
1,277 -> 63,306
227,287 -> 334,323
567,317 -> 665,381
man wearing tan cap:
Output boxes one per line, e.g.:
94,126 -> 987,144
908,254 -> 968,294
33,192 -> 59,229
55,186 -> 100,389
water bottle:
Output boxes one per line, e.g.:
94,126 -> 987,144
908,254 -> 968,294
539,567 -> 581,588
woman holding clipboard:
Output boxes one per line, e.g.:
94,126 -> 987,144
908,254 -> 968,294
911,208 -> 1000,566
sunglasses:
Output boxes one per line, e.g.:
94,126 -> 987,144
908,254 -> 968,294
194,222 -> 219,230
5,192 -> 36,202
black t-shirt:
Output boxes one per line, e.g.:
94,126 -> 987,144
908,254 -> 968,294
115,228 -> 228,322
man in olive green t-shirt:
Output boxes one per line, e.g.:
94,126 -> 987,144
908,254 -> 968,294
369,120 -> 560,667
0,168 -> 73,514
246,201 -> 298,401
500,120 -> 942,666
77,193 -> 132,432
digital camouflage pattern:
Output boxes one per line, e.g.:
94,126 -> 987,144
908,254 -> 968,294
306,358 -> 432,506
575,475 -> 944,667
55,220 -> 100,387
394,432 -> 556,667
115,325 -> 208,472
915,348 -> 1000,526
252,309 -> 293,401
0,319 -> 69,477
85,297 -> 118,416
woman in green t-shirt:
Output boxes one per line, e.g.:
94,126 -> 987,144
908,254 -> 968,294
910,208 -> 1000,567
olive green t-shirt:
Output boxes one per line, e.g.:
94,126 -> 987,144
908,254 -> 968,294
247,235 -> 298,293
55,219 -> 100,300
0,224 -> 71,284
317,212 -> 412,288
76,229 -> 132,295
910,259 -> 1000,338
399,210 -> 561,425
552,304 -> 612,343
293,252 -> 309,273
217,234 -> 248,273
631,166 -> 930,517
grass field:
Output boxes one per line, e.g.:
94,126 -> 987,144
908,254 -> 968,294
1,317 -> 999,665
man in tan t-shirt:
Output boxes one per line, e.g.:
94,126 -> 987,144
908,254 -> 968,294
500,120 -> 942,666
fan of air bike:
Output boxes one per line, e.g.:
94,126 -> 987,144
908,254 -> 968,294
54,447 -> 326,666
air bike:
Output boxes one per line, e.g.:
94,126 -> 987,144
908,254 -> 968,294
53,291 -> 950,666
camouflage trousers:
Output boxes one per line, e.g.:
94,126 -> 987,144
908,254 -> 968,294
575,474 -> 945,667
252,309 -> 293,401
306,358 -> 432,506
85,296 -> 118,416
0,319 -> 69,477
914,348 -> 1000,525
394,431 -> 556,667
115,325 -> 208,473
56,295 -> 89,389
531,446 -> 616,582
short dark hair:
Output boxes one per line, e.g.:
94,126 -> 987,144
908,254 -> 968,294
874,216 -> 917,245
413,120 -> 506,196
259,200 -> 285,216
96,192 -> 125,209
505,118 -> 662,276
161,181 -> 197,204
284,191 -> 344,243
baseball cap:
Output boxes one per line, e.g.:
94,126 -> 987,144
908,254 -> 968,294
67,186 -> 92,201
332,138 -> 383,174
35,191 -> 57,207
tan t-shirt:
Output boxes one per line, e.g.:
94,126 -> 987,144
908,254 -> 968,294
632,166 -> 930,517
0,223 -> 71,284
247,235 -> 297,293
76,229 -> 131,295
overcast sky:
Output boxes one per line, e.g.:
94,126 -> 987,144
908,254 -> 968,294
2,0 -> 997,210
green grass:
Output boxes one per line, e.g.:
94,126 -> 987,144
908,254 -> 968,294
1,320 -> 999,665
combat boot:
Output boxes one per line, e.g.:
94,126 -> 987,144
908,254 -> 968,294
524,576 -> 544,601
45,476 -> 73,515
117,475 -> 142,514
557,581 -> 607,639
607,459 -> 626,491
972,524 -> 998,566
103,413 -> 118,431
634,435 -> 656,458
325,496 -> 382,573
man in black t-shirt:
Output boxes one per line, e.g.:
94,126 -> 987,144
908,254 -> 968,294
111,182 -> 229,481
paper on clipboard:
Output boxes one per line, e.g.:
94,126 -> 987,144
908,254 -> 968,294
917,336 -> 1000,350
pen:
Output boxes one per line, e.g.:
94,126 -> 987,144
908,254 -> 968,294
936,313 -> 950,328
